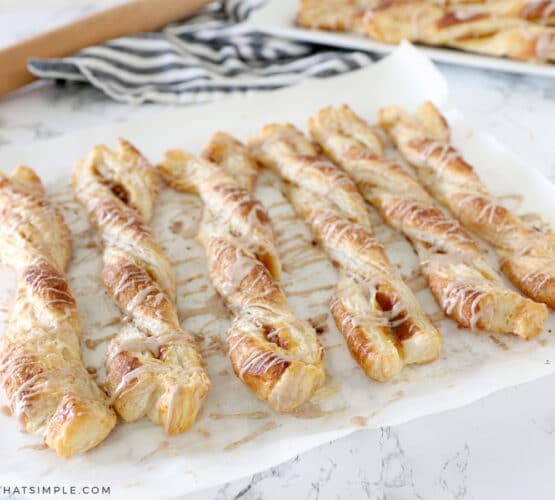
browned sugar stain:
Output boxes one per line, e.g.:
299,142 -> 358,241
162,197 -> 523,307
274,213 -> 300,225
223,421 -> 279,452
323,343 -> 344,351
196,427 -> 211,439
198,317 -> 224,335
489,334 -> 509,350
218,368 -> 230,376
139,440 -> 170,462
288,284 -> 334,297
266,200 -> 290,210
292,401 -> 347,419
309,312 -> 329,335
378,233 -> 405,245
406,275 -> 427,293
539,338 -> 548,347
19,443 -> 48,451
351,415 -> 368,427
178,294 -> 227,321
278,232 -> 308,246
101,316 -> 120,328
429,311 -> 446,323
209,411 -> 269,420
284,255 -> 327,273
1,405 -> 12,416
84,332 -> 118,350
176,273 -> 205,286
281,243 -> 314,263
86,366 -> 98,376
170,255 -> 203,267
201,335 -> 227,358
170,219 -> 183,234
180,284 -> 210,298
370,390 -> 405,418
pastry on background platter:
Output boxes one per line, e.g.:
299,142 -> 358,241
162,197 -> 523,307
297,0 -> 555,63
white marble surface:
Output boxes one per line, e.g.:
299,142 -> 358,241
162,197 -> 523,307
2,5 -> 555,500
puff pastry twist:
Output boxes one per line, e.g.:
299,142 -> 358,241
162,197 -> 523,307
73,139 -> 210,434
379,101 -> 555,311
250,124 -> 441,382
297,0 -> 555,62
0,166 -> 116,457
308,104 -> 547,338
159,132 -> 325,411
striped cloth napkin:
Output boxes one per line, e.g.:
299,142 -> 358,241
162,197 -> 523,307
28,0 -> 374,104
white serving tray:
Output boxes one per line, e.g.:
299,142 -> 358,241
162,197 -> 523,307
246,0 -> 555,78
1,44 -> 554,499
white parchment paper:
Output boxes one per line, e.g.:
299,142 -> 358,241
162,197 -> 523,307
1,44 -> 554,498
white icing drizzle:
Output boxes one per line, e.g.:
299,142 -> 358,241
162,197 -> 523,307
420,140 -> 461,179
106,330 -> 192,365
72,142 -> 209,429
441,280 -> 486,330
0,174 -> 115,442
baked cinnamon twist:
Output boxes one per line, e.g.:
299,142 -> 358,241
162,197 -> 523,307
379,101 -> 555,311
297,0 -> 555,62
73,139 -> 210,434
308,104 -> 547,338
159,132 -> 325,411
0,166 -> 116,457
249,124 -> 441,382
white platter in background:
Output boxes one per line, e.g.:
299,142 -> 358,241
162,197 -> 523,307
246,0 -> 555,78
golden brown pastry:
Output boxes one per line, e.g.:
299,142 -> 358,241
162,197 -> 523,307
73,139 -> 210,434
450,25 -> 555,61
379,101 -> 555,310
250,124 -> 442,381
0,166 -> 116,458
297,0 -> 555,63
309,104 -> 548,338
297,0 -> 377,31
361,0 -> 522,44
159,132 -> 325,411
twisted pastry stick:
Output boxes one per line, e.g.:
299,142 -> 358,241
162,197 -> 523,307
249,124 -> 441,382
0,166 -> 116,457
450,25 -> 555,60
362,0 -> 555,61
73,139 -> 210,434
159,132 -> 325,411
297,0 -> 555,62
297,0 -> 376,31
309,104 -> 547,338
379,101 -> 555,311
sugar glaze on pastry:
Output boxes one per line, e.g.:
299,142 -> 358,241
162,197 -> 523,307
73,139 -> 210,434
159,132 -> 325,411
250,124 -> 442,382
0,166 -> 116,457
379,101 -> 555,311
308,103 -> 547,338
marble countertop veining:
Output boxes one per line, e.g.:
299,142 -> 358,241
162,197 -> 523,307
1,7 -> 555,499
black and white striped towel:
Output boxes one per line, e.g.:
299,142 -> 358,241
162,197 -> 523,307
28,0 -> 374,104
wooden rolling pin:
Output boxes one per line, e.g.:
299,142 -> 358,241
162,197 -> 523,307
0,0 -> 213,97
